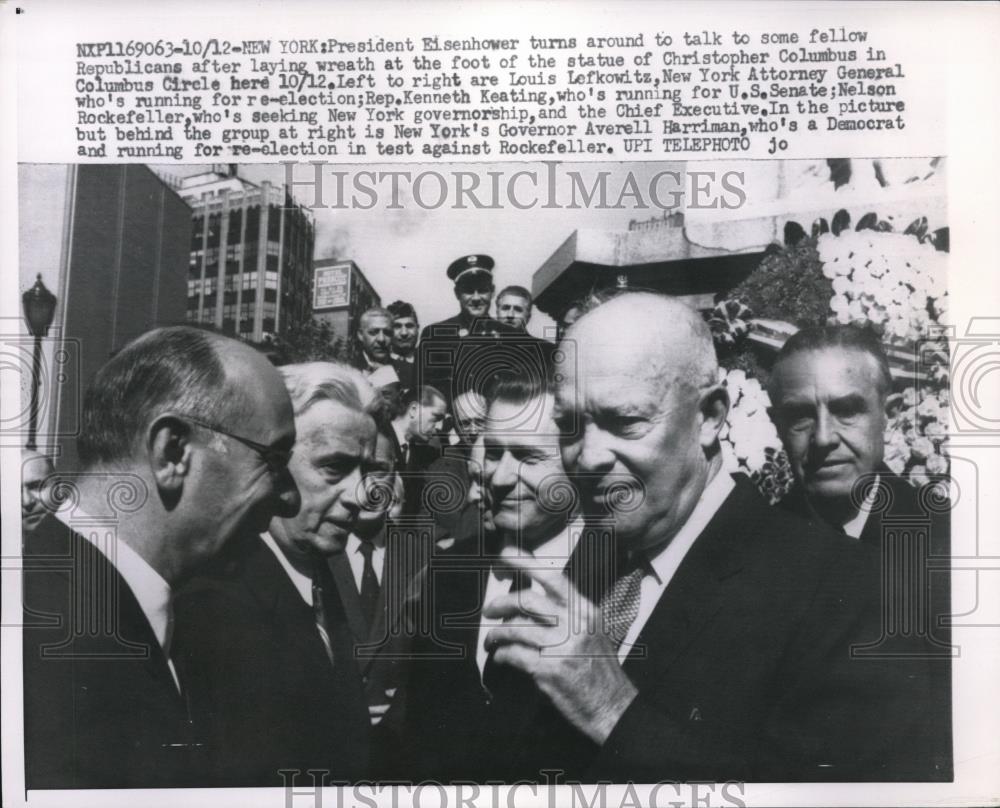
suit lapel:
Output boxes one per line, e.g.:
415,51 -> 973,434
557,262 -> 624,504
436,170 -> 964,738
240,535 -> 334,674
329,550 -> 369,646
69,532 -> 186,706
623,479 -> 752,679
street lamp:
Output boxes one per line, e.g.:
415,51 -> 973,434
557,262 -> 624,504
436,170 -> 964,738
22,275 -> 57,450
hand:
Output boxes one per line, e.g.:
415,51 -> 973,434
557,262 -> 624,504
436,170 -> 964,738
482,548 -> 638,744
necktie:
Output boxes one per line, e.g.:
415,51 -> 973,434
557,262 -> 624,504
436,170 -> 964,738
400,442 -> 409,467
358,539 -> 381,635
600,554 -> 645,649
311,561 -> 337,667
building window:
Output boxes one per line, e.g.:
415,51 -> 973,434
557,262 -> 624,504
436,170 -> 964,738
206,213 -> 221,248
264,271 -> 278,290
267,205 -> 281,241
245,205 -> 260,243
227,209 -> 242,244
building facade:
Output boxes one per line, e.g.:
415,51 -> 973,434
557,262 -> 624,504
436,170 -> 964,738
177,168 -> 315,343
17,163 -> 191,468
311,258 -> 381,340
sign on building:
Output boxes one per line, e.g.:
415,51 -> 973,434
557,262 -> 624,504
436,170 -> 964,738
313,262 -> 351,310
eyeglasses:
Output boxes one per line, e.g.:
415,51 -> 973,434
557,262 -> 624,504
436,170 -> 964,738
181,415 -> 293,472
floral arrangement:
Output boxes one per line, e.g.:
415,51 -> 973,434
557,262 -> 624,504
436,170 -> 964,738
717,367 -> 794,503
711,209 -> 949,500
884,385 -> 950,486
819,229 -> 948,343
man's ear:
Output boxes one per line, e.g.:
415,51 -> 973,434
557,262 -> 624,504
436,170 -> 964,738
698,384 -> 730,448
147,416 -> 194,493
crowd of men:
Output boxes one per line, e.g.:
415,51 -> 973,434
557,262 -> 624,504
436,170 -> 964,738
20,256 -> 952,789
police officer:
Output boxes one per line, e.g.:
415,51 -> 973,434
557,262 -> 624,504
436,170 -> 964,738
417,255 -> 528,406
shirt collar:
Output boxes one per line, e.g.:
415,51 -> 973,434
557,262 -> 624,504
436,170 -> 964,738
392,420 -> 409,450
643,470 -> 736,585
842,473 -> 882,539
347,531 -> 385,554
55,507 -> 174,653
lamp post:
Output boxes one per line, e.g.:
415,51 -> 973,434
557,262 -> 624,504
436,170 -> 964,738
22,275 -> 57,450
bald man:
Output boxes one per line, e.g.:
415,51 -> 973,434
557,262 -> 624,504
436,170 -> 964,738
481,293 -> 936,782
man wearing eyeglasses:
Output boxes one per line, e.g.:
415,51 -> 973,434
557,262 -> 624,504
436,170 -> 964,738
22,326 -> 299,789
174,361 -> 379,786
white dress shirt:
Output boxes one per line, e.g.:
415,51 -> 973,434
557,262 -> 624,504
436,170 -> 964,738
841,474 -> 881,539
57,508 -> 182,692
476,516 -> 583,677
618,470 -> 736,662
346,532 -> 386,590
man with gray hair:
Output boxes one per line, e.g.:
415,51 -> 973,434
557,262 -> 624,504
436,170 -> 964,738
175,361 -> 378,785
480,292 -> 934,782
354,307 -> 398,379
23,326 -> 299,788
767,324 -> 952,778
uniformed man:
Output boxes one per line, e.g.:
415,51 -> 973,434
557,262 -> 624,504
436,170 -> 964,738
417,255 -> 548,406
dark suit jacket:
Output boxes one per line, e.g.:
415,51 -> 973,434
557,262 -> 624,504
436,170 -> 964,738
781,464 -> 952,778
173,532 -> 370,786
386,534 -> 526,783
22,515 -> 201,789
418,313 -> 546,406
393,476 -> 938,783
329,525 -> 428,708
398,437 -> 443,516
417,447 -> 483,541
392,355 -> 417,394
330,523 -> 431,777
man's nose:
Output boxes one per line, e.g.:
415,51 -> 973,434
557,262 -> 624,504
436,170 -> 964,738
273,467 -> 301,518
489,452 -> 519,492
575,423 -> 616,473
340,466 -> 364,512
811,409 -> 839,450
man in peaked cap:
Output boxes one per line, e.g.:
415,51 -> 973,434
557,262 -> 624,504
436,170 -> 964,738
417,255 -> 547,407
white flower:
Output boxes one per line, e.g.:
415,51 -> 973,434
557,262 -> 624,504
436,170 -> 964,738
926,453 -> 948,475
884,443 -> 908,474
910,436 -> 934,461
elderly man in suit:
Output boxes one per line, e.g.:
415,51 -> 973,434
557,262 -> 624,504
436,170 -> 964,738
480,292 -> 936,782
767,324 -> 952,779
174,361 -> 378,786
22,326 -> 299,789
329,404 -> 423,725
